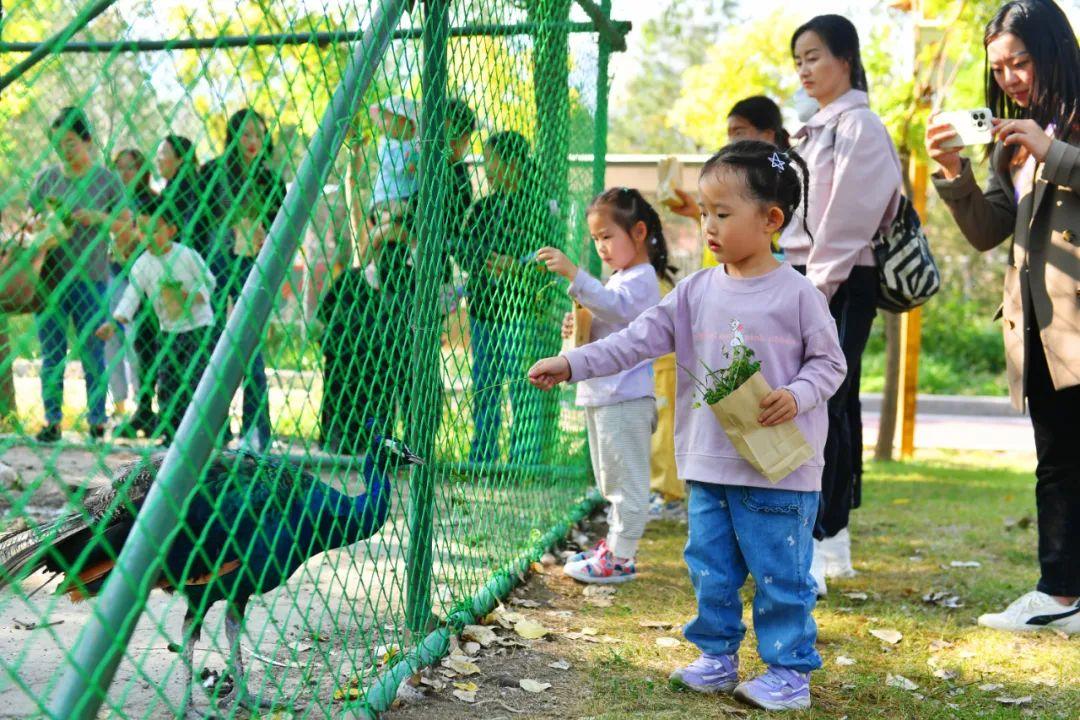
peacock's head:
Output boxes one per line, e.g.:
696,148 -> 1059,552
365,420 -> 424,470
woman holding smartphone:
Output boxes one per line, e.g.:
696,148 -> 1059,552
926,0 -> 1080,634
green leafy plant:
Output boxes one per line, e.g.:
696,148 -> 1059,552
680,344 -> 761,406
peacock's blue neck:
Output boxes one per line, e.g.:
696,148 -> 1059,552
330,452 -> 392,546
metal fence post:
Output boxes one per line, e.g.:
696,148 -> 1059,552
46,2 -> 411,717
586,0 -> 612,278
404,0 -> 449,635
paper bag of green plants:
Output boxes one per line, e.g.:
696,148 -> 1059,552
686,345 -> 815,483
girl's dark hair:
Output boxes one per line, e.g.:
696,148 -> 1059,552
113,148 -> 155,204
702,140 -> 811,238
485,130 -> 530,166
588,187 -> 677,284
50,106 -> 93,142
223,108 -> 274,192
791,15 -> 869,93
728,96 -> 790,150
163,134 -> 199,177
983,0 -> 1080,135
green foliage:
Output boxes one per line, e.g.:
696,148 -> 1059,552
607,0 -> 733,153
667,10 -> 799,149
682,343 -> 761,406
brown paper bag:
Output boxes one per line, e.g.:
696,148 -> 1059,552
656,156 -> 685,209
570,301 -> 592,349
707,371 -> 815,483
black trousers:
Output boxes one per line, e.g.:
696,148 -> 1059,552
1026,329 -> 1080,596
157,326 -> 213,441
794,265 -> 877,539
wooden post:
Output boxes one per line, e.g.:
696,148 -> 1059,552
897,153 -> 927,459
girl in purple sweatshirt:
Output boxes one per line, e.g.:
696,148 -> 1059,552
529,141 -> 846,712
535,188 -> 673,584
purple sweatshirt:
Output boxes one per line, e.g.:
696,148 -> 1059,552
563,264 -> 847,492
568,262 -> 661,407
780,89 -> 903,302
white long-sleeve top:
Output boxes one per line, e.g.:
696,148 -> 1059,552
568,262 -> 661,407
114,243 -> 216,333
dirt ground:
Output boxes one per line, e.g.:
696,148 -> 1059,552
385,516 -> 618,720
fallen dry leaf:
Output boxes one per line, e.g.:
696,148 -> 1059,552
519,679 -> 551,693
933,668 -> 959,681
452,681 -> 480,692
922,591 -> 964,608
452,689 -> 477,703
835,656 -> 856,667
887,674 -> 919,691
841,592 -> 868,601
655,637 -> 680,648
547,659 -> 571,671
869,629 -> 903,644
639,620 -> 676,629
579,627 -> 598,636
442,656 -> 481,676
582,585 -> 617,598
585,596 -> 614,608
462,641 -> 481,656
948,560 -> 981,568
514,619 -> 550,639
461,625 -> 497,648
928,639 -> 954,652
978,683 -> 1004,692
996,695 -> 1033,706
511,598 -> 542,608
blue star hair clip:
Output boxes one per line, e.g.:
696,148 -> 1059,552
769,151 -> 787,172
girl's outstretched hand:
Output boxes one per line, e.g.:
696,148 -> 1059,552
758,388 -> 797,426
536,246 -> 578,281
528,356 -> 571,390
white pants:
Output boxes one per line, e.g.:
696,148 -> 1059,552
585,397 -> 657,559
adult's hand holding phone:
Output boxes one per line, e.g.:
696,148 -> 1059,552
992,118 -> 1053,163
925,116 -> 964,180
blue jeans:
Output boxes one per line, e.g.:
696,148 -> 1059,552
214,253 -> 271,445
468,318 -> 542,465
683,481 -> 822,672
35,280 -> 108,426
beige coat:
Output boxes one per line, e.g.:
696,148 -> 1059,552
933,137 -> 1080,410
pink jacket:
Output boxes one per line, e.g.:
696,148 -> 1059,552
780,89 -> 903,301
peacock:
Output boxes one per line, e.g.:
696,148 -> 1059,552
0,428 -> 421,715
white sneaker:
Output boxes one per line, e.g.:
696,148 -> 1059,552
822,528 -> 857,579
810,540 -> 827,597
978,591 -> 1080,634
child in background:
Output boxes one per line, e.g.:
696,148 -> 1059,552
529,141 -> 846,710
367,96 -> 419,250
96,200 -> 215,445
536,188 -> 674,584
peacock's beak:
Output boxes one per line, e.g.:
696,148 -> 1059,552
403,448 -> 424,466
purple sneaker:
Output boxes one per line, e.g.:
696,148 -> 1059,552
733,666 -> 811,711
668,653 -> 738,693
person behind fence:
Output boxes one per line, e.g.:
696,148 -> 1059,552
926,0 -> 1080,635
200,109 -> 284,451
28,107 -> 129,443
534,187 -> 673,584
366,96 -> 419,250
460,131 -> 547,465
109,148 -> 158,436
528,141 -> 846,711
95,199 -> 215,445
787,15 -> 903,594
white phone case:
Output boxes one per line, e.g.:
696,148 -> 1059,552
938,108 -> 994,149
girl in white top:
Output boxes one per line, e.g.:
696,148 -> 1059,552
96,203 -> 215,443
534,187 -> 673,584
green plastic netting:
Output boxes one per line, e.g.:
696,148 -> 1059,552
0,0 -> 621,716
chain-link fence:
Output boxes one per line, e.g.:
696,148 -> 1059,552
0,1 -> 625,716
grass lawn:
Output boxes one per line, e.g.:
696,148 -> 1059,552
561,450 -> 1079,719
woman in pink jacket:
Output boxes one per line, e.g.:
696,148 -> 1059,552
785,15 -> 903,594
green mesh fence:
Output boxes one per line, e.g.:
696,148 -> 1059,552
0,0 -> 626,716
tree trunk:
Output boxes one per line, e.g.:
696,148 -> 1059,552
874,310 -> 901,461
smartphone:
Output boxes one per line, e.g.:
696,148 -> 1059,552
938,108 -> 994,149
